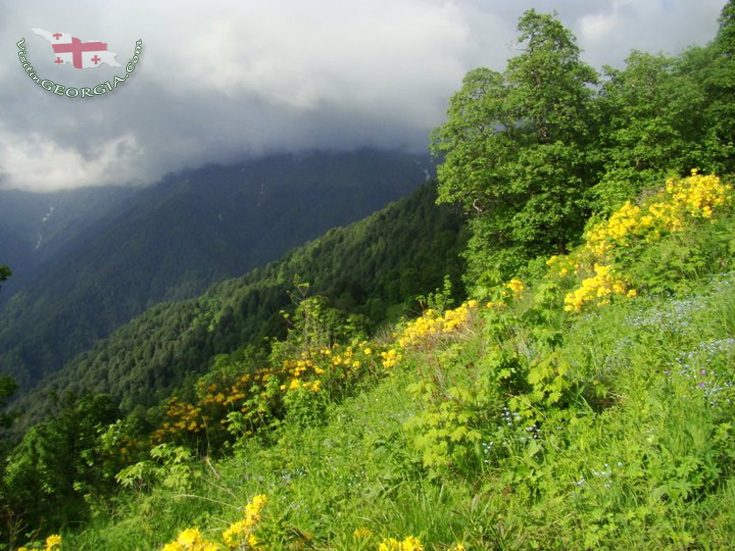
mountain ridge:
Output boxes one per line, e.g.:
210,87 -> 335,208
0,149 -> 433,388
11,180 -> 465,425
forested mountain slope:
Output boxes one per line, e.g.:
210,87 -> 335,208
5,4 -> 735,550
15,182 -> 466,422
0,149 -> 431,388
0,185 -> 137,305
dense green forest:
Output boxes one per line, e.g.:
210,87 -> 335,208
11,182 -> 465,427
0,185 -> 138,306
3,4 -> 735,550
0,150 -> 430,389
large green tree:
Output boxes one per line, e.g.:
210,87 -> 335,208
592,50 -> 709,210
2,394 -> 120,537
715,0 -> 735,58
591,0 -> 735,211
702,0 -> 735,173
431,10 -> 599,285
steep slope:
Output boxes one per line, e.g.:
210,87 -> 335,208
0,185 -> 137,304
15,181 -> 466,422
0,149 -> 431,387
57,174 -> 735,551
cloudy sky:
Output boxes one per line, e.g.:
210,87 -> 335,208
0,0 -> 727,192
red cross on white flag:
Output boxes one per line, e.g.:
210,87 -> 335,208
31,28 -> 122,69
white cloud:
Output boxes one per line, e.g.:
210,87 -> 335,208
575,0 -> 725,67
140,0 -> 470,114
580,10 -> 621,43
0,128 -> 143,192
0,0 -> 728,191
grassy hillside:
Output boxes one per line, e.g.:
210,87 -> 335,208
6,5 -> 735,550
38,171 -> 735,551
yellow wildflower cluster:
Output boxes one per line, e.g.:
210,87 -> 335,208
667,170 -> 732,218
278,340 -> 391,393
485,278 -> 525,309
153,371 -> 262,443
558,172 -> 732,313
154,339 -> 392,444
280,343 -> 362,391
380,348 -> 401,369
378,535 -> 424,551
279,356 -> 322,393
563,264 -> 636,313
585,171 -> 732,257
222,494 -> 267,549
398,301 -> 478,350
585,200 -> 648,256
506,278 -> 524,294
162,528 -> 218,551
545,256 -> 578,279
160,494 -> 267,551
18,534 -> 61,551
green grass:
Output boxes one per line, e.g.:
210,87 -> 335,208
54,195 -> 735,551
60,270 -> 735,550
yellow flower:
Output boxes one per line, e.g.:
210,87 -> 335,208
160,528 -> 220,551
560,172 -> 733,314
223,494 -> 267,548
353,527 -> 373,539
177,528 -> 202,546
380,348 -> 401,369
400,535 -> 423,551
563,264 -> 630,313
506,278 -> 524,294
379,538 -> 401,551
247,494 -> 268,516
222,523 -> 244,547
378,536 -> 424,551
45,535 -> 62,551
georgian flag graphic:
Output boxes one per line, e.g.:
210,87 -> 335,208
32,28 -> 122,69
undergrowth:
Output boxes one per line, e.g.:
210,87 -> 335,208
39,172 -> 735,551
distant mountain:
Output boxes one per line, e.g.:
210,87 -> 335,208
14,181 -> 465,425
0,149 -> 433,388
0,186 -> 137,305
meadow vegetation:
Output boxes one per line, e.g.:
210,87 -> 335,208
4,3 -> 735,550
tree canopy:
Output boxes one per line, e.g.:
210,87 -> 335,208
431,10 -> 599,284
432,6 -> 735,288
